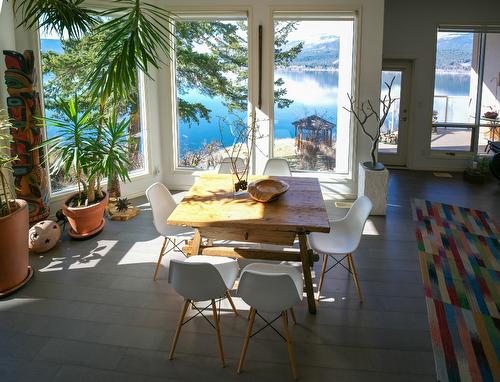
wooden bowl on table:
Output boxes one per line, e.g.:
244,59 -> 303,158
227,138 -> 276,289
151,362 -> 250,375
247,179 -> 289,203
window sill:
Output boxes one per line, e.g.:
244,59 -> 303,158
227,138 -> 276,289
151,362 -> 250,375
49,168 -> 151,203
429,151 -> 474,159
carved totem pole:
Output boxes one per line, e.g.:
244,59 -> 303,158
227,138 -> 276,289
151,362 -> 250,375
3,50 -> 49,222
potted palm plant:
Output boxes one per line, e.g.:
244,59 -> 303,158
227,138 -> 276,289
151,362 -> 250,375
39,96 -> 109,238
39,97 -> 136,237
0,110 -> 33,295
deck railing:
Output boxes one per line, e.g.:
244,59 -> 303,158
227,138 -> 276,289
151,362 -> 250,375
433,95 -> 471,124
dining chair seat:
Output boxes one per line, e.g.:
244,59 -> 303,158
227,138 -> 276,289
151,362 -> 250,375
263,158 -> 292,176
218,157 -> 245,174
168,256 -> 240,367
146,182 -> 192,281
308,196 -> 372,302
237,262 -> 302,379
184,255 -> 240,291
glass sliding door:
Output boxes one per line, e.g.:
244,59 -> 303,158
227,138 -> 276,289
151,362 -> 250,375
378,60 -> 412,166
272,15 -> 354,173
174,15 -> 248,169
431,29 -> 500,154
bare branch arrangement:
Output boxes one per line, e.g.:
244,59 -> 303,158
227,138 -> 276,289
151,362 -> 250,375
219,112 -> 259,191
344,76 -> 396,170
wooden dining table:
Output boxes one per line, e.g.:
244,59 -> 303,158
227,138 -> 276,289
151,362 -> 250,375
167,174 -> 330,314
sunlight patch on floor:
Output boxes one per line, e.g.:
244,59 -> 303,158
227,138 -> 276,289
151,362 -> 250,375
39,240 -> 118,272
363,219 -> 380,235
0,297 -> 40,311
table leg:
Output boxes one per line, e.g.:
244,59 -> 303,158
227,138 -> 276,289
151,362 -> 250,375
191,229 -> 202,255
298,232 -> 316,314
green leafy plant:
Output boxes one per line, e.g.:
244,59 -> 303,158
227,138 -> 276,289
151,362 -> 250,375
37,95 -> 98,206
89,110 -> 133,198
0,111 -> 18,217
12,0 -> 97,39
88,0 -> 176,102
115,197 -> 131,212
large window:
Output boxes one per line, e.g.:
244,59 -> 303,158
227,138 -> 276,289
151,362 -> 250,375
175,16 -> 248,169
39,28 -> 146,193
431,28 -> 500,153
272,16 -> 354,173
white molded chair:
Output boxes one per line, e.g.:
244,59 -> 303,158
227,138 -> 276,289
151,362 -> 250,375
168,255 -> 240,367
218,157 -> 245,174
145,182 -> 192,280
263,158 -> 292,176
237,263 -> 303,379
308,196 -> 373,302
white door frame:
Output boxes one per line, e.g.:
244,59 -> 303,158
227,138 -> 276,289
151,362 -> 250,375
378,59 -> 413,167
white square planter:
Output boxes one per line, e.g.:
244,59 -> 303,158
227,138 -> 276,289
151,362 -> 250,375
357,163 -> 389,215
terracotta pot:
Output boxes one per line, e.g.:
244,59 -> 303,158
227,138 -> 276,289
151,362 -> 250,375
63,192 -> 108,239
0,200 -> 32,295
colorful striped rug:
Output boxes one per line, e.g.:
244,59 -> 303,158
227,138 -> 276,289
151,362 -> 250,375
412,199 -> 500,382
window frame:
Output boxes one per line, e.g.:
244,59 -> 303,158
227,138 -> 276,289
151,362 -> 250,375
35,25 -> 151,199
430,26 -> 494,156
171,11 -> 251,172
270,11 -> 357,175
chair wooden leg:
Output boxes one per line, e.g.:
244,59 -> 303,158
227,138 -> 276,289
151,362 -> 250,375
289,307 -> 297,325
237,307 -> 256,374
225,291 -> 238,316
316,254 -> 328,301
282,311 -> 299,380
348,253 -> 363,303
153,237 -> 168,281
169,299 -> 190,360
211,299 -> 226,367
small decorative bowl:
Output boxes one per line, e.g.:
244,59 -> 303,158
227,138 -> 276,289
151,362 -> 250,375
484,111 -> 498,120
247,179 -> 289,203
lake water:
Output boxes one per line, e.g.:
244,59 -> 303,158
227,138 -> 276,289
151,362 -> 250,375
179,70 -> 470,154
41,38 -> 471,153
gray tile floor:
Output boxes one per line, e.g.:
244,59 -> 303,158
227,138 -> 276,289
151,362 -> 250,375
1,170 -> 499,381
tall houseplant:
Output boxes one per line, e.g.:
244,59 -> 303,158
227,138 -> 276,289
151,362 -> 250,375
89,110 -> 133,198
39,96 -> 110,238
0,110 -> 32,295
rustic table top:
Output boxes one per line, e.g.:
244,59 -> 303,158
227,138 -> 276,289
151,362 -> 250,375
167,174 -> 330,234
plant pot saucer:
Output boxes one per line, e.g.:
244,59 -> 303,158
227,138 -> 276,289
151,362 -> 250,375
68,218 -> 106,240
0,266 -> 34,298
361,161 -> 385,171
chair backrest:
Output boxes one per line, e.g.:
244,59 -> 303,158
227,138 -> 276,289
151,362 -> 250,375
338,195 -> 373,249
145,182 -> 178,236
169,259 -> 229,301
263,158 -> 292,176
238,264 -> 302,313
218,157 -> 245,174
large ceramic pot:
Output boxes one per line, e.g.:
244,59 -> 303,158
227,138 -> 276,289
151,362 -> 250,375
0,199 -> 33,296
358,162 -> 389,216
63,192 -> 108,239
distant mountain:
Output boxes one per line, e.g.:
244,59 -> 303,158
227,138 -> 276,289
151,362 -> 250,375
286,36 -> 340,69
284,32 -> 473,71
436,33 -> 473,70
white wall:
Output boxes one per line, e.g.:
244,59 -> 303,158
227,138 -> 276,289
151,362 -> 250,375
383,0 -> 500,171
2,0 -> 385,205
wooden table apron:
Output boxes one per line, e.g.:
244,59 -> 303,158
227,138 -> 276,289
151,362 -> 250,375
167,174 -> 330,314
